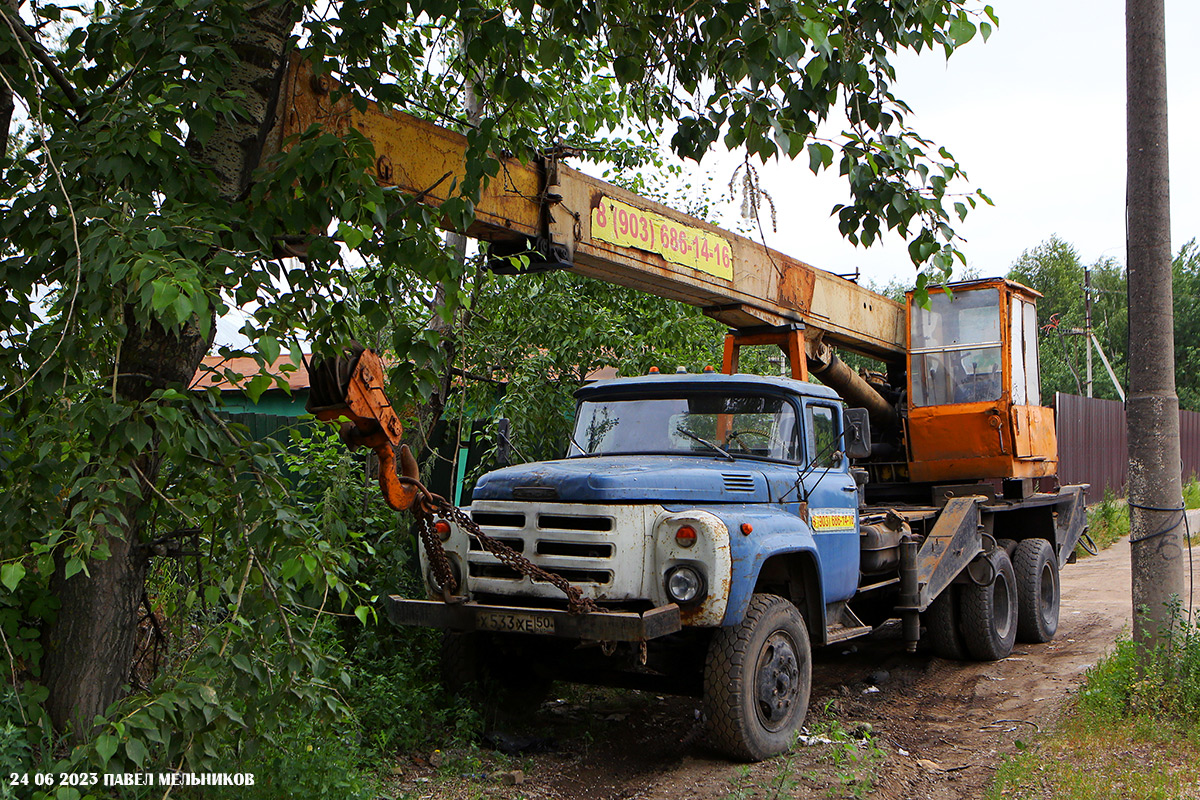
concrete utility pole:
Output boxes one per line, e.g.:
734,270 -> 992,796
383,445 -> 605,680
1126,0 -> 1184,647
1084,266 -> 1093,398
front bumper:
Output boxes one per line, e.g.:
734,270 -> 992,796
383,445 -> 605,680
385,597 -> 682,642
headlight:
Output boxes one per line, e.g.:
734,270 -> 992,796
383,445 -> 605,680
665,565 -> 706,604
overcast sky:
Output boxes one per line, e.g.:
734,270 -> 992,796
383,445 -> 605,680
695,0 -> 1199,288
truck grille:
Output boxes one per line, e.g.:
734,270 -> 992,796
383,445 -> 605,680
463,502 -> 648,601
467,536 -> 523,552
537,513 -> 613,531
468,562 -> 613,585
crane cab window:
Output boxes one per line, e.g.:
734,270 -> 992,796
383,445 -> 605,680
910,288 -> 1003,407
1010,297 -> 1041,406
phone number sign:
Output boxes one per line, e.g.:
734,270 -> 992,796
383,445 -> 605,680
591,196 -> 733,281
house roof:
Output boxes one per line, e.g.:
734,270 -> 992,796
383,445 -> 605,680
193,355 -> 311,392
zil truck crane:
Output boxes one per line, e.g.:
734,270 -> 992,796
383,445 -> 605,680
277,58 -> 1089,760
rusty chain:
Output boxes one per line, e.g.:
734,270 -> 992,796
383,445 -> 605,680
402,477 -> 600,615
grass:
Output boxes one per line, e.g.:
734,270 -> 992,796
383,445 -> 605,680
1185,474 -> 1200,510
989,609 -> 1200,799
1080,488 -> 1129,556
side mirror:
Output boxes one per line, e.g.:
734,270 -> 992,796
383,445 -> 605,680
496,418 -> 512,467
843,408 -> 872,460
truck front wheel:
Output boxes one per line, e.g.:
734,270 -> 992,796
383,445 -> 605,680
959,550 -> 1019,661
704,593 -> 812,761
1013,538 -> 1060,642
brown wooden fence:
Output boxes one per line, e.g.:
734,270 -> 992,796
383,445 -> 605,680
1055,392 -> 1200,498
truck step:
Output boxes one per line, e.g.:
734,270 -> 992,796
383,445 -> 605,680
827,624 -> 874,644
825,605 -> 874,644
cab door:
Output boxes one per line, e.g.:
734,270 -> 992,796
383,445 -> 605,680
801,400 -> 859,603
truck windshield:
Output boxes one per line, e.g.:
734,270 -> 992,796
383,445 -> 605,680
571,394 -> 799,461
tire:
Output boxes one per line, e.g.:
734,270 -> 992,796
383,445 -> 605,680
704,594 -> 812,761
1013,538 -> 1060,643
959,549 -> 1018,661
923,583 -> 968,660
996,538 -> 1018,559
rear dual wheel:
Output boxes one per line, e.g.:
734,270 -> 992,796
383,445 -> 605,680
959,549 -> 1019,661
924,548 -> 1019,662
1012,538 -> 1060,642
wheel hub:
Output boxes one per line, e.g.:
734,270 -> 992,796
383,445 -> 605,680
755,632 -> 800,731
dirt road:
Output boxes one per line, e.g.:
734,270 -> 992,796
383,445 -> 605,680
402,518 -> 1200,800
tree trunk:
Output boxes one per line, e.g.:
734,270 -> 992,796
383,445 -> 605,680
0,0 -> 20,159
40,1 -> 298,739
1126,0 -> 1183,648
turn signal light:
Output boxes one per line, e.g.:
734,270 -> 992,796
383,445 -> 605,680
675,525 -> 697,547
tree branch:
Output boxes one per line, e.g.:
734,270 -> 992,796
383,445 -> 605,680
0,1 -> 82,118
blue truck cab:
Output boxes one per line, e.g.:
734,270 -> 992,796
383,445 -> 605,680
467,373 -> 868,632
385,369 -> 1086,760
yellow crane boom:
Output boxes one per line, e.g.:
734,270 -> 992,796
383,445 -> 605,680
266,58 -> 905,363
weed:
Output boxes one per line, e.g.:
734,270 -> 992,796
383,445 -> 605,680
346,631 -> 482,754
1080,489 -> 1129,556
803,714 -> 885,799
1185,474 -> 1200,510
721,748 -> 801,800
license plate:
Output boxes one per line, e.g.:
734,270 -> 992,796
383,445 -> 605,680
476,610 -> 556,635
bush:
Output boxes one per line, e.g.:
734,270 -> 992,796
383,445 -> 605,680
346,629 -> 482,755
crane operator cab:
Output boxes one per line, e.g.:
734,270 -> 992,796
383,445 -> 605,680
905,279 -> 1057,485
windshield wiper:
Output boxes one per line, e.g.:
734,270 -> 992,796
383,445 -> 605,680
675,427 -> 736,461
566,432 -> 597,457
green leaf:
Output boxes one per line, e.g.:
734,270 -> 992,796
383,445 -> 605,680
151,281 -> 180,312
148,130 -> 162,146
95,733 -> 119,766
245,373 -> 273,403
807,142 -> 833,174
354,604 -> 369,625
804,56 -> 827,85
147,228 -> 167,249
64,556 -> 85,580
338,221 -> 365,250
125,737 -> 147,767
949,14 -> 976,47
1,563 -> 25,592
259,335 -> 280,365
